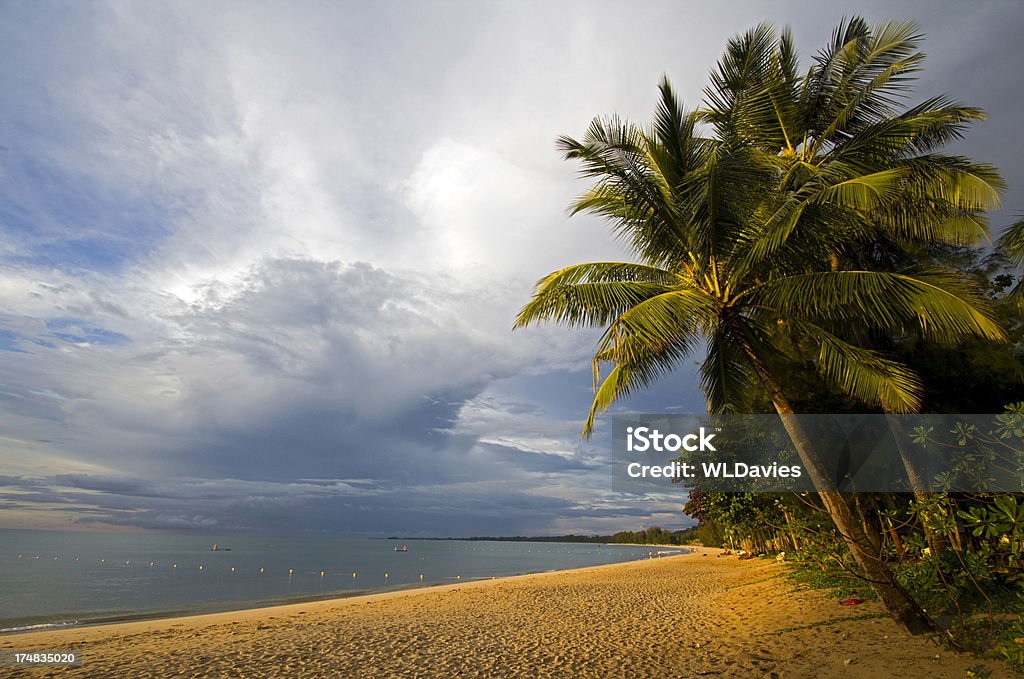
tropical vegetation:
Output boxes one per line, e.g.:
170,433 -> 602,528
515,14 -> 1022,651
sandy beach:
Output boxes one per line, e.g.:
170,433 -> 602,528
0,548 -> 1009,678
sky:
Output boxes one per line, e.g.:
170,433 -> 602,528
1,0 -> 1022,536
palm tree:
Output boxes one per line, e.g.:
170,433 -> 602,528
515,18 -> 1005,635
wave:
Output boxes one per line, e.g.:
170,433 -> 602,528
1,620 -> 79,634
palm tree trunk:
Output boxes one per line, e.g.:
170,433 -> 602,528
845,321 -> 951,556
885,414 -> 949,557
777,401 -> 937,634
738,339 -> 938,635
886,517 -> 906,559
853,493 -> 883,555
780,505 -> 800,550
776,410 -> 937,634
881,493 -> 907,560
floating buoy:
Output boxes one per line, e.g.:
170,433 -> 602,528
289,568 -> 294,576
456,575 -> 461,580
54,556 -> 58,560
149,562 -> 154,567
173,564 -> 177,569
385,572 -> 389,578
352,572 -> 356,578
419,574 -> 424,581
17,554 -> 21,558
230,567 -> 235,573
126,560 -> 130,565
199,565 -> 204,571
320,570 -> 325,577
259,567 -> 264,574
100,559 -> 105,564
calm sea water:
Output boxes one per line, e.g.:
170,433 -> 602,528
0,529 -> 678,632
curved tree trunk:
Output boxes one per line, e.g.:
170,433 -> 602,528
738,339 -> 938,635
885,414 -> 950,557
774,407 -> 936,634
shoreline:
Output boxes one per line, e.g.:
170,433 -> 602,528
0,548 -> 695,638
1,547 -> 1011,678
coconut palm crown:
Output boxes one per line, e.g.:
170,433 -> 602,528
516,18 -> 1005,433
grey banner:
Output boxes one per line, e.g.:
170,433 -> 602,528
611,413 -> 1024,493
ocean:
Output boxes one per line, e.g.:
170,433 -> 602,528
0,529 -> 676,633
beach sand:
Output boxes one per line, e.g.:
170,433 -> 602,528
1,547 -> 1010,678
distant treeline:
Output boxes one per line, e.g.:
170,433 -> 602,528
389,526 -> 697,545
607,526 -> 697,545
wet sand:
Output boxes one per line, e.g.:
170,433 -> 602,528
0,547 -> 1009,677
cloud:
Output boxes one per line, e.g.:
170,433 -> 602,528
0,470 -> 687,536
0,252 -> 685,534
2,0 -> 1019,535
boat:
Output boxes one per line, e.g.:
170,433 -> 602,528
394,545 -> 409,552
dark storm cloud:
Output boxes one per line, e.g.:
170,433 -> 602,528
0,471 -> 674,536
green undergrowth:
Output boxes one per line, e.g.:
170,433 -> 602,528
782,557 -> 877,602
780,551 -> 1024,674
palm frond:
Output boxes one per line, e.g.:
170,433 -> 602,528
700,326 -> 760,413
997,215 -> 1024,267
792,320 -> 923,412
603,288 -> 718,365
832,98 -> 987,159
558,116 -> 694,267
813,167 -> 907,209
744,269 -> 1007,343
996,215 -> 1024,309
514,262 -> 678,329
